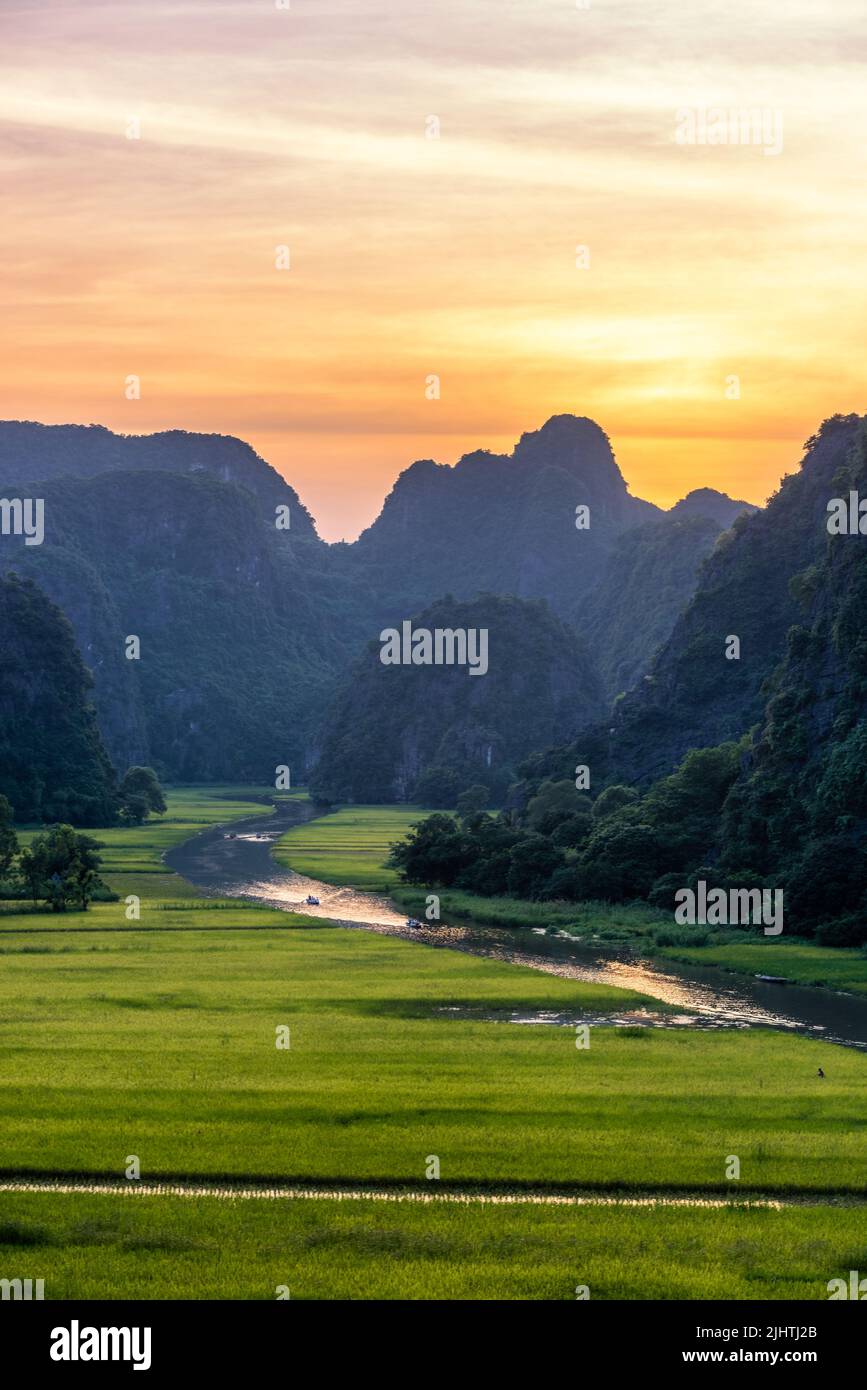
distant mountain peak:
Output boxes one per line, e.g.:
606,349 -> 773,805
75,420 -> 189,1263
517,412 -> 611,445
0,420 -> 320,540
513,414 -> 618,477
668,487 -> 757,527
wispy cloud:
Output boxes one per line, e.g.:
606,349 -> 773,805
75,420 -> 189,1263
1,0 -> 864,538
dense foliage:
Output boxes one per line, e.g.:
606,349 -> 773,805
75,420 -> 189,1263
310,594 -> 603,805
0,574 -> 118,824
390,421 -> 867,943
118,766 -> 167,824
17,823 -> 108,911
389,744 -> 742,904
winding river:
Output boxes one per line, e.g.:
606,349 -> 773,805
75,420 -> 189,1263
165,798 -> 867,1051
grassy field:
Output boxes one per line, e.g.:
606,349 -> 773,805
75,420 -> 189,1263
659,939 -> 867,997
2,920 -> 863,1187
274,804 -> 426,891
392,884 -> 668,935
8,784 -> 286,910
2,1191 -> 865,1301
2,788 -> 865,1299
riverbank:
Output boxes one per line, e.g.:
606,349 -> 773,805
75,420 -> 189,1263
274,800 -> 867,1000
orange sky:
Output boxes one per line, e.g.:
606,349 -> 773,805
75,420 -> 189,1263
2,0 -> 865,539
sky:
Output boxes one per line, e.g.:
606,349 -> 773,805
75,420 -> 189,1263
1,0 -> 865,541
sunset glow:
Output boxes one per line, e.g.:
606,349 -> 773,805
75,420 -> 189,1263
2,0 -> 865,538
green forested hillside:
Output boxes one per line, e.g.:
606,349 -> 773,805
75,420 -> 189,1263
0,574 -> 117,824
582,513 -> 726,699
526,414 -> 865,790
2,468 -> 374,781
718,420 -> 867,939
392,419 -> 867,940
310,594 -> 603,804
0,415 -> 755,790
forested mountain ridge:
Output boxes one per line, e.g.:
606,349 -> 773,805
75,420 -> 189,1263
669,487 -> 755,527
1,467 -> 374,780
0,574 -> 118,824
718,419 -> 867,936
0,421 -> 319,538
309,594 -> 604,805
0,414 -> 751,789
525,414 -> 864,791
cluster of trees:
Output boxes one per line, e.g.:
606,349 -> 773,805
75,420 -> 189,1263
389,744 -> 741,905
0,764 -> 165,912
389,726 -> 867,944
0,798 -> 109,911
0,574 -> 169,828
116,766 -> 166,824
0,573 -> 119,825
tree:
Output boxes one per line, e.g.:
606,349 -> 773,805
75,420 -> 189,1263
507,834 -> 563,898
17,847 -> 42,908
0,574 -> 118,826
119,792 -> 150,826
16,824 -> 105,911
119,767 -> 166,824
456,785 -> 489,821
413,766 -> 463,810
387,812 -> 471,886
576,816 -> 663,900
551,811 -> 593,848
525,780 -> 591,835
0,795 -> 18,876
592,785 -> 639,820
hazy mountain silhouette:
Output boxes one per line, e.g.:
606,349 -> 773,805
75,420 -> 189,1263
0,414 -> 761,788
526,414 -> 866,790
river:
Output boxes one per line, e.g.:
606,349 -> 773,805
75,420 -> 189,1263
165,798 -> 867,1051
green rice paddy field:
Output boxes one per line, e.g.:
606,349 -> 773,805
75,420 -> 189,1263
1,789 -> 865,1299
272,804 -> 424,890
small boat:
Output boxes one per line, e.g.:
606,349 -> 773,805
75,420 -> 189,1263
406,918 -> 422,929
225,833 -> 237,840
305,894 -> 320,906
755,973 -> 788,984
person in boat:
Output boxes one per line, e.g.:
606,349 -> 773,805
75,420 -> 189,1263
305,894 -> 320,906
406,918 -> 421,929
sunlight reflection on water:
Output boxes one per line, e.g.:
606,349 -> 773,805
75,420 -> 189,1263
166,807 -> 867,1050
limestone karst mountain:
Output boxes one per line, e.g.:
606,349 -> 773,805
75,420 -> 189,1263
0,413 -> 759,789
